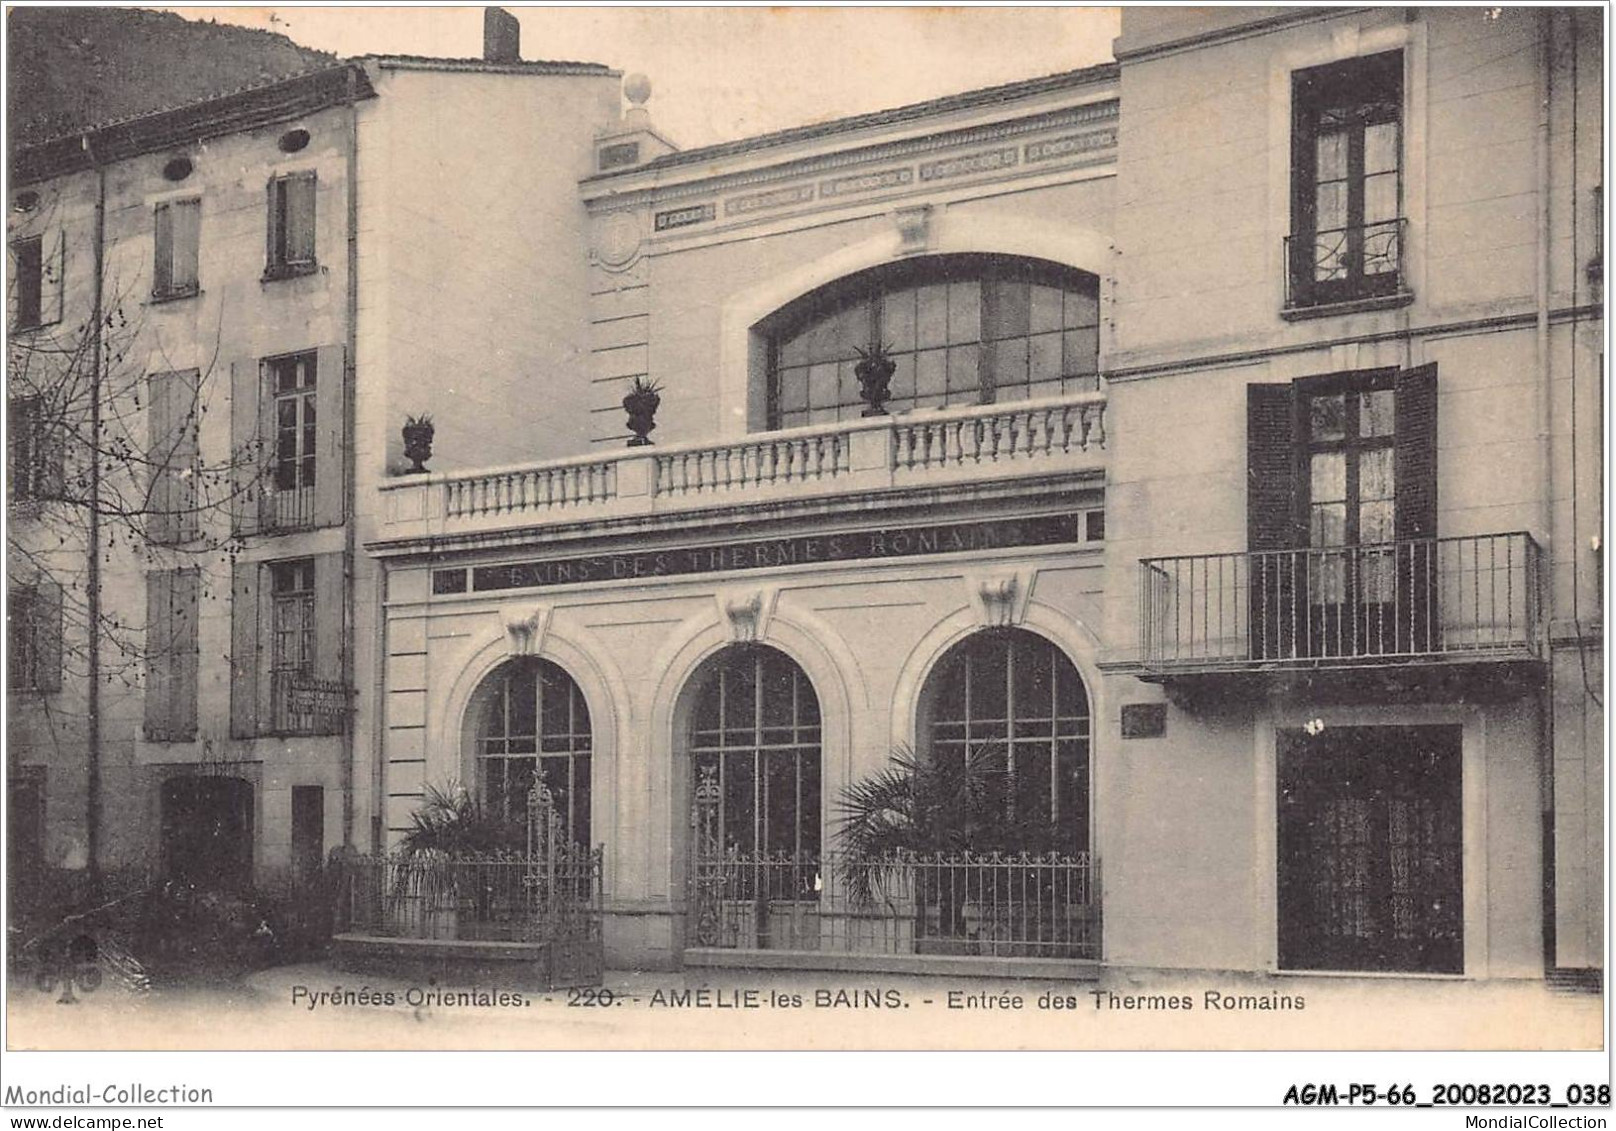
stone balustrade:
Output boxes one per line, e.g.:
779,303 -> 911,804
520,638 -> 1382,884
375,391 -> 1106,543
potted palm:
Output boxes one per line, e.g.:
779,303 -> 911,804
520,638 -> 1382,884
836,744 -> 1059,954
396,783 -> 522,940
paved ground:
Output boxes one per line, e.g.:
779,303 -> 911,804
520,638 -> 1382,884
5,959 -> 1603,1051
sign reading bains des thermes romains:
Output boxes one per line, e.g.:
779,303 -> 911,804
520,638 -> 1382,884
432,513 -> 1091,594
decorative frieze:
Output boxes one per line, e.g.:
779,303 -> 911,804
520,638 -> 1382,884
821,167 -> 914,198
653,203 -> 716,231
584,100 -> 1118,212
725,184 -> 816,216
919,146 -> 1018,182
1025,128 -> 1118,164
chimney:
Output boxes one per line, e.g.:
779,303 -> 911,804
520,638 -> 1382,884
483,7 -> 521,63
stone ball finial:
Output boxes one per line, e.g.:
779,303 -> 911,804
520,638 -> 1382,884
624,73 -> 652,106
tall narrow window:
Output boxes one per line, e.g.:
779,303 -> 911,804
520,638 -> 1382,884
8,395 -> 54,501
147,368 -> 200,543
1246,365 -> 1439,660
923,629 -> 1091,852
689,646 -> 821,857
143,568 -> 200,742
1289,51 -> 1404,308
11,235 -> 43,329
476,658 -> 593,846
269,559 -> 316,733
266,172 -> 316,278
267,352 -> 317,530
153,199 -> 200,300
763,254 -> 1100,429
8,582 -> 62,693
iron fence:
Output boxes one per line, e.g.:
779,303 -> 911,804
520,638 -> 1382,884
689,849 -> 1100,959
1140,532 -> 1541,669
335,849 -> 602,944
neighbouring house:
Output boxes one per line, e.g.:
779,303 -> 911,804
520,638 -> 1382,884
6,7 -> 620,913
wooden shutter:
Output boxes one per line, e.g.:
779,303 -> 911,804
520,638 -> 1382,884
148,369 -> 201,543
143,571 -> 173,740
153,204 -> 173,297
287,173 -> 316,264
174,199 -> 200,292
148,372 -> 174,543
313,551 -> 347,735
173,369 -> 200,540
1394,363 -> 1438,540
229,559 -> 260,738
171,568 -> 199,740
265,176 -> 280,269
41,230 -> 64,325
1247,383 -> 1300,551
314,344 -> 346,527
10,237 -> 41,328
229,360 -> 262,536
35,579 -> 62,693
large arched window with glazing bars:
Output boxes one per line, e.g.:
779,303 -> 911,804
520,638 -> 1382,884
475,657 -> 592,846
758,253 -> 1101,430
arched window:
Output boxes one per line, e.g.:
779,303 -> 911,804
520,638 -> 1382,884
922,628 -> 1091,850
760,253 -> 1100,430
475,657 -> 592,845
689,645 -> 821,856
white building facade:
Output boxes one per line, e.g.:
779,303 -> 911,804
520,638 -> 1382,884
366,7 -> 1603,982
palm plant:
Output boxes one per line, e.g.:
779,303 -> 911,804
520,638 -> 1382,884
834,744 -> 1059,907
393,783 -> 523,940
399,782 -> 523,856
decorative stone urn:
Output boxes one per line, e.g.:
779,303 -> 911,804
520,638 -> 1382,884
402,414 -> 435,474
622,377 -> 663,447
854,345 -> 896,417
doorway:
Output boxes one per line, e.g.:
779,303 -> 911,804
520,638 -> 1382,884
1277,725 -> 1462,974
160,776 -> 254,890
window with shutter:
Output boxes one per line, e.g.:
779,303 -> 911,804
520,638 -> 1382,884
1246,366 -> 1439,659
10,235 -> 43,330
263,352 -> 318,531
8,395 -> 56,501
147,369 -> 200,544
153,199 -> 200,300
8,582 -> 62,693
265,172 -> 317,279
256,554 -> 346,736
143,568 -> 199,742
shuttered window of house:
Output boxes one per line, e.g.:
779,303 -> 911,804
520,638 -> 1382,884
147,369 -> 201,544
144,568 -> 199,742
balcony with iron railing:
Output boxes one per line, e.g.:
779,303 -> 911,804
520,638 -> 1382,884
375,391 -> 1107,545
1283,217 -> 1411,318
269,670 -> 350,736
1138,533 -> 1542,684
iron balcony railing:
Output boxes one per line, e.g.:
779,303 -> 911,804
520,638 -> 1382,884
1140,532 -> 1541,670
264,484 -> 316,532
688,849 -> 1100,960
269,671 -> 350,736
335,849 -> 603,944
1284,217 -> 1407,309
